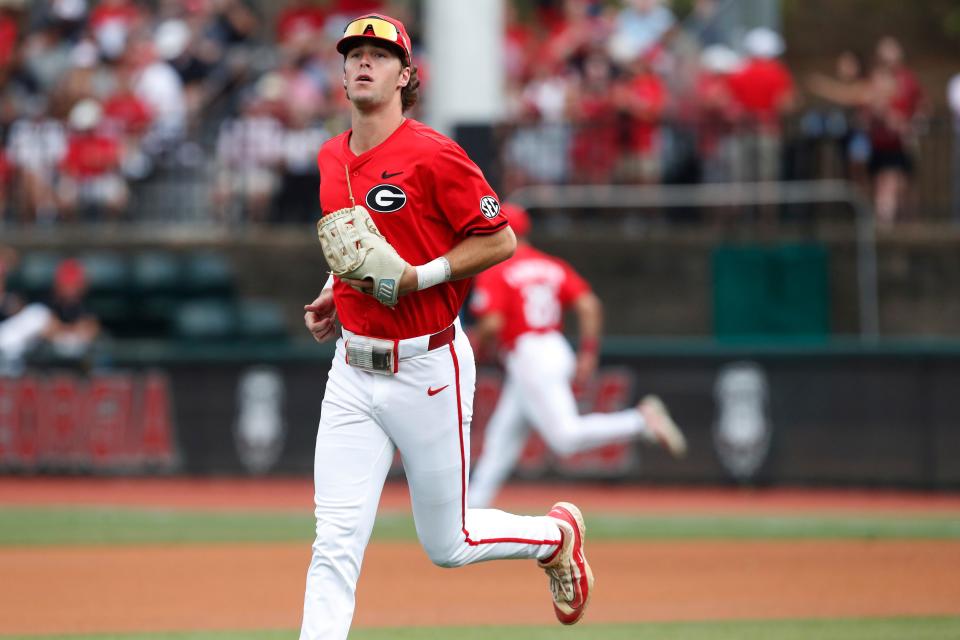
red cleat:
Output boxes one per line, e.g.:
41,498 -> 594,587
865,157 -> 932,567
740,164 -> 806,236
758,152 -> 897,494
537,502 -> 594,625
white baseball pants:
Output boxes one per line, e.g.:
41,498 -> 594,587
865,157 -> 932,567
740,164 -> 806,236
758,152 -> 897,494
300,321 -> 563,640
470,331 -> 647,509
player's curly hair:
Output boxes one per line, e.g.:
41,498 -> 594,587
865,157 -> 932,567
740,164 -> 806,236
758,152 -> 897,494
401,65 -> 420,112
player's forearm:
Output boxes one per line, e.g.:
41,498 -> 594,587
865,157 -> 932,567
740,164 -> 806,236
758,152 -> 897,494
399,227 -> 516,295
444,227 -> 516,280
574,292 -> 603,347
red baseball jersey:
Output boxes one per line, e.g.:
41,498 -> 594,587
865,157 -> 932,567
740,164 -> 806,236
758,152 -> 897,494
470,244 -> 590,350
318,118 -> 507,339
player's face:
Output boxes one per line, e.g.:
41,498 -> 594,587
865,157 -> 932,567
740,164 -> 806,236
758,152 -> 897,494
343,43 -> 410,111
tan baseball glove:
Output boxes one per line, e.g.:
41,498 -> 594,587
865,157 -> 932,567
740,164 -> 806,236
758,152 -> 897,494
316,205 -> 409,307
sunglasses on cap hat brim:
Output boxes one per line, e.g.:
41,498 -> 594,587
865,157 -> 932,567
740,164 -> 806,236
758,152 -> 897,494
337,15 -> 410,64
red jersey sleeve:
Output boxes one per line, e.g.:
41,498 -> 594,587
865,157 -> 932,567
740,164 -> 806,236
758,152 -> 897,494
556,258 -> 591,307
430,143 -> 508,237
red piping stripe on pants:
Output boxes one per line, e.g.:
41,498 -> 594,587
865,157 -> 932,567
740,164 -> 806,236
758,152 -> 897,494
449,342 -> 562,548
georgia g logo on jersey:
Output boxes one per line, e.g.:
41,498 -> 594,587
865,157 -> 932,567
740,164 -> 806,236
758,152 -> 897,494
480,195 -> 501,219
366,184 -> 407,213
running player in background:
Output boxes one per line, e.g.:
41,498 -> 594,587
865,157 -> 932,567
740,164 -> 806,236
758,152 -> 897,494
468,204 -> 687,509
301,14 -> 593,639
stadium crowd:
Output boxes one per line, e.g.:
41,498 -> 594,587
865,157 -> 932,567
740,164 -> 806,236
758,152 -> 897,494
0,0 -> 933,227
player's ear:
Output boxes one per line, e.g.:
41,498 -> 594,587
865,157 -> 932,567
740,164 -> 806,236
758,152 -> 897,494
398,65 -> 411,89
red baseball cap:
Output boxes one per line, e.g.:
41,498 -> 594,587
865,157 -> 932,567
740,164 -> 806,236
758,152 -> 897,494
336,14 -> 412,66
502,203 -> 531,238
55,258 -> 86,291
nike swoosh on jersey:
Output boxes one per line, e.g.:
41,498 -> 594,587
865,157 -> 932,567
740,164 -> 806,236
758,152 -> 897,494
381,170 -> 404,179
427,385 -> 449,396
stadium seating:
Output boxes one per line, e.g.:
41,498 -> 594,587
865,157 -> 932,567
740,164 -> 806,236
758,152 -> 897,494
5,250 -> 289,342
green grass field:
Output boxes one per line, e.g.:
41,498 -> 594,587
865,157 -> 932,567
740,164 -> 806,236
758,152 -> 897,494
1,507 -> 958,546
3,617 -> 960,640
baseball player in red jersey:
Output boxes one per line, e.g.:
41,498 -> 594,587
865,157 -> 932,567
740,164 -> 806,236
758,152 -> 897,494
468,204 -> 688,509
301,15 -> 593,639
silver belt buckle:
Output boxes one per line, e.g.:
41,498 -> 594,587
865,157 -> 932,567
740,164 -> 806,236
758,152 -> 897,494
345,336 -> 396,375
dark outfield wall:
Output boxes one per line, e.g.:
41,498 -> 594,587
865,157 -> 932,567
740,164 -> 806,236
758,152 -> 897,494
1,340 -> 957,487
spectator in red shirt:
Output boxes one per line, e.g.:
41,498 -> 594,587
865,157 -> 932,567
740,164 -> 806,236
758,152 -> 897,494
504,0 -> 538,86
727,27 -> 794,183
58,99 -> 129,221
103,66 -> 155,179
613,54 -> 666,184
567,49 -> 619,183
694,44 -> 742,183
0,4 -> 20,73
866,36 -> 924,226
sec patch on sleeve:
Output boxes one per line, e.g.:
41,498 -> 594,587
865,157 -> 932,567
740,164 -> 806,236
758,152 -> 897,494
480,195 -> 501,219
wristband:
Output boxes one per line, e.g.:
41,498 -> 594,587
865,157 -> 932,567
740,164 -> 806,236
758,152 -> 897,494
416,257 -> 451,291
322,274 -> 335,291
579,338 -> 599,354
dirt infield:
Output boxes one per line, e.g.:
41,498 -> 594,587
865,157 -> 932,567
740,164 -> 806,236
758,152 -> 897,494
2,479 -> 960,635
3,540 -> 960,635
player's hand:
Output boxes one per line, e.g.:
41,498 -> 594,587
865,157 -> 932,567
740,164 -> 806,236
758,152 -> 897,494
574,350 -> 598,387
341,265 -> 419,298
304,289 -> 337,343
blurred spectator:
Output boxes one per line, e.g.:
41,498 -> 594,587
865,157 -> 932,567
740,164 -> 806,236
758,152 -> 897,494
806,50 -> 871,183
91,0 -> 143,64
0,254 -> 102,373
727,27 -> 794,183
0,1 -> 23,77
103,64 -> 154,179
20,11 -> 76,95
41,257 -> 101,360
694,44 -> 741,184
6,95 -> 66,224
607,0 -> 675,66
567,49 -> 619,183
614,54 -> 666,184
51,38 -> 115,120
684,0 -> 724,48
205,0 -> 259,51
276,107 -> 330,224
212,89 -> 284,224
165,6 -> 233,130
544,0 -> 610,70
275,36 -> 331,125
807,38 -> 924,227
949,73 -> 960,225
503,1 -> 538,87
125,32 -> 187,159
47,0 -> 90,41
866,36 -> 924,227
90,0 -> 142,36
57,98 -> 128,221
0,247 -> 52,376
504,60 -> 573,188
